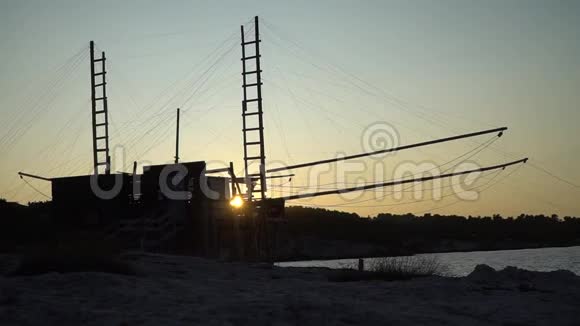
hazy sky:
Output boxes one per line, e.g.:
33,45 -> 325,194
1,0 -> 579,217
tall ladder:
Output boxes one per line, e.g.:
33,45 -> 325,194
90,41 -> 111,175
241,16 -> 266,201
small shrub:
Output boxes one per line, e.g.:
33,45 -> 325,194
369,256 -> 447,278
329,256 -> 448,282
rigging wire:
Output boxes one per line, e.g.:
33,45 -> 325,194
281,134 -> 499,203
291,168 -> 504,209
261,27 -> 467,160
415,164 -> 524,214
267,103 -> 295,165
259,21 -> 464,133
269,169 -> 499,192
0,47 -> 88,152
0,44 -> 88,133
105,31 -> 239,153
121,23 -> 255,167
261,18 -> 489,134
260,23 -> 558,212
20,177 -> 51,200
116,33 -> 240,164
260,18 -> 531,172
0,48 -> 89,196
527,161 -> 580,189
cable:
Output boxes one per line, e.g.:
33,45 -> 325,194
0,47 -> 88,152
416,164 -> 524,214
20,177 -> 51,200
282,135 -> 499,205
291,169 -> 503,209
528,161 -> 580,189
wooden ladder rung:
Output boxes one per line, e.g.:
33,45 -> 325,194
242,40 -> 261,46
243,82 -> 262,88
241,55 -> 260,61
242,70 -> 261,75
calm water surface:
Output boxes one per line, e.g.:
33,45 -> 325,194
277,246 -> 580,276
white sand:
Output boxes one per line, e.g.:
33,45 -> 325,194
1,253 -> 578,325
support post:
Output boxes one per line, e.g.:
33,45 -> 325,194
229,162 -> 237,196
90,41 -> 98,175
102,51 -> 110,175
175,108 -> 180,164
254,16 -> 267,200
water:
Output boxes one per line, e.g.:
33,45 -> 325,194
277,246 -> 580,276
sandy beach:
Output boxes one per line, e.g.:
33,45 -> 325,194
1,253 -> 578,325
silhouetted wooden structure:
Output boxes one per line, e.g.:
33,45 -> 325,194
17,16 -> 526,262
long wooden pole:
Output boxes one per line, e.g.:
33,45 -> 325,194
276,158 -> 527,200
89,41 -> 98,175
18,172 -> 52,182
267,127 -> 507,173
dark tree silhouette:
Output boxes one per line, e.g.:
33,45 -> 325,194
284,206 -> 580,255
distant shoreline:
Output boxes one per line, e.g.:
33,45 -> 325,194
277,241 -> 580,263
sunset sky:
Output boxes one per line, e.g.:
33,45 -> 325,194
1,0 -> 579,217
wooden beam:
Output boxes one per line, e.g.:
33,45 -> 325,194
267,127 -> 507,173
18,172 -> 52,182
275,158 -> 527,201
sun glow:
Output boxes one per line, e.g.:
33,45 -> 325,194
229,195 -> 244,208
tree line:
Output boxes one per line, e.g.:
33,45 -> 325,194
2,199 -> 579,254
284,206 -> 580,254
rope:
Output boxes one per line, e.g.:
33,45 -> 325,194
21,177 -> 51,200
292,169 -> 504,209
284,135 -> 500,204
528,161 -> 580,189
416,164 -> 524,214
